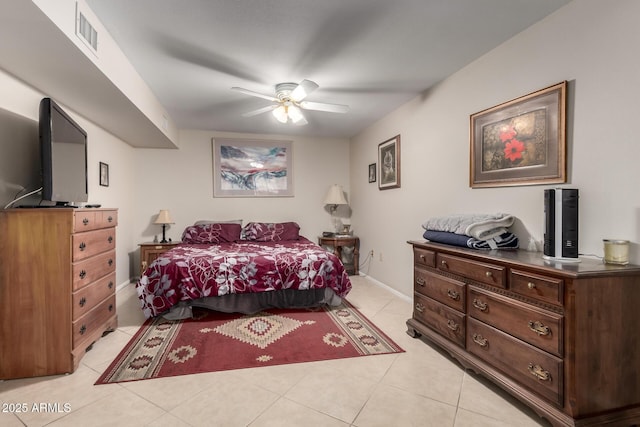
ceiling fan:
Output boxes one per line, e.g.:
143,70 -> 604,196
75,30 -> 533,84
231,79 -> 349,125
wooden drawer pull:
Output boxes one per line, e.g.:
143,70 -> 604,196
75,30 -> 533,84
447,289 -> 460,301
472,333 -> 488,347
415,303 -> 425,313
528,321 -> 551,336
79,242 -> 86,251
446,320 -> 459,331
79,297 -> 87,307
416,277 -> 426,286
472,298 -> 488,312
527,282 -> 536,289
528,364 -> 551,381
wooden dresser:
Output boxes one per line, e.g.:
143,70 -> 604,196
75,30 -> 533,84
0,208 -> 118,379
407,241 -> 640,427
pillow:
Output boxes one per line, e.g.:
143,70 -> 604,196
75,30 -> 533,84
194,219 -> 242,226
181,223 -> 242,244
243,222 -> 300,242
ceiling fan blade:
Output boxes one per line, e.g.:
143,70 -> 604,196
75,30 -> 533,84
299,101 -> 350,113
291,79 -> 319,102
231,86 -> 278,102
242,104 -> 279,117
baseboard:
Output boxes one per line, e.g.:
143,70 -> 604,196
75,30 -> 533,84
358,272 -> 411,303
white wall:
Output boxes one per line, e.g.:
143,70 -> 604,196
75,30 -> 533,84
350,0 -> 640,297
131,129 -> 350,275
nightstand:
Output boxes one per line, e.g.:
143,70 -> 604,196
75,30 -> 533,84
139,241 -> 180,275
318,235 -> 359,275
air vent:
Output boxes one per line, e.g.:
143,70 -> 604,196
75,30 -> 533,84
76,6 -> 98,53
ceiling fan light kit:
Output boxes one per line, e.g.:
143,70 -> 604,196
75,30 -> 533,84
232,79 -> 349,125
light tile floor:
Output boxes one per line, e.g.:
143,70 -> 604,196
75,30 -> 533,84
0,276 -> 550,426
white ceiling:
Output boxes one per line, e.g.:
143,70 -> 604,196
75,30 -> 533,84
83,0 -> 570,139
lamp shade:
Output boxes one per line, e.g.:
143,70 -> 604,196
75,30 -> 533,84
323,184 -> 348,206
154,209 -> 174,225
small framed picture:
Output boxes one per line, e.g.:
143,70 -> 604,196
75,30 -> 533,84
378,135 -> 400,190
368,163 -> 377,183
99,162 -> 109,187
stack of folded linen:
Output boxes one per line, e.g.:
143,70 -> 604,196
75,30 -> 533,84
422,213 -> 518,250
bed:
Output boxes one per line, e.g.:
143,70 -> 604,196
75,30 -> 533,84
136,221 -> 352,319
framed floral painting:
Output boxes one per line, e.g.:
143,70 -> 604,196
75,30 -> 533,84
470,81 -> 567,188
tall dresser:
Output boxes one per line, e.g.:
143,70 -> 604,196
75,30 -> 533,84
407,240 -> 640,427
0,208 -> 118,379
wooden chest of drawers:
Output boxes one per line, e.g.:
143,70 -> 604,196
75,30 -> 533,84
407,241 -> 640,427
0,208 -> 118,379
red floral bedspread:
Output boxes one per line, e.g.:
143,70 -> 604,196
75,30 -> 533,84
136,237 -> 352,317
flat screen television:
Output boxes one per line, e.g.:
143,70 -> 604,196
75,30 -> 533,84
39,97 -> 88,206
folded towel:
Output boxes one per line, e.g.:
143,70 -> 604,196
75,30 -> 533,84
422,213 -> 515,240
423,230 -> 519,250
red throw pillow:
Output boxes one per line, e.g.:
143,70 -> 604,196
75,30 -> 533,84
181,223 -> 242,244
243,222 -> 300,242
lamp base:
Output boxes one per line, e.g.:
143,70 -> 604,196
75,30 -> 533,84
160,224 -> 168,243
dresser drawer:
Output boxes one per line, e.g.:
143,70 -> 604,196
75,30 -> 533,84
467,318 -> 563,406
414,247 -> 435,268
437,253 -> 506,288
467,286 -> 563,356
72,228 -> 116,261
74,211 -> 97,232
415,268 -> 465,312
96,210 -> 118,228
414,293 -> 465,348
510,269 -> 563,307
72,273 -> 116,320
72,250 -> 116,291
72,294 -> 116,348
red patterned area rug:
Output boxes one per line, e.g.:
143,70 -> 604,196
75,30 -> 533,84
96,301 -> 404,384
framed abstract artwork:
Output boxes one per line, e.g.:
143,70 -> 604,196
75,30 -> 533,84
470,81 -> 567,188
212,138 -> 293,197
378,135 -> 400,190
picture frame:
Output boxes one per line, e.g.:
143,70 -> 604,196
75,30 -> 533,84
378,135 -> 400,190
99,162 -> 109,187
368,163 -> 377,183
212,138 -> 293,197
470,81 -> 567,188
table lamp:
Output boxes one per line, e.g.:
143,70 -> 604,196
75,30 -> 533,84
154,209 -> 174,243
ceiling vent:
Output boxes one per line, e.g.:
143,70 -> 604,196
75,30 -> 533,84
76,5 -> 98,53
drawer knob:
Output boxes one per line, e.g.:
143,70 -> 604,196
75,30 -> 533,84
419,254 -> 425,260
415,302 -> 425,313
472,333 -> 488,347
416,277 -> 426,287
472,299 -> 488,312
108,259 -> 114,266
79,324 -> 86,335
82,218 -> 89,226
447,289 -> 460,301
79,297 -> 86,307
527,364 -> 551,382
485,271 -> 493,278
108,304 -> 114,312
527,282 -> 536,289
108,281 -> 114,289
79,270 -> 87,279
108,236 -> 114,244
528,321 -> 551,336
446,320 -> 459,332
441,260 -> 448,267
79,242 -> 86,251
108,216 -> 113,222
